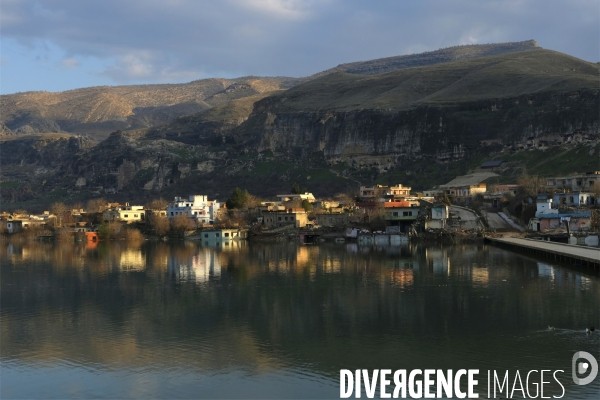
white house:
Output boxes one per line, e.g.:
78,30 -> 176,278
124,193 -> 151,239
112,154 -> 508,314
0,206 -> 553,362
102,203 -> 145,223
167,195 -> 220,225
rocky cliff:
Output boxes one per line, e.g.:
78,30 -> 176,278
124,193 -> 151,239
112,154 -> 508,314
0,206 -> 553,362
1,44 -> 599,205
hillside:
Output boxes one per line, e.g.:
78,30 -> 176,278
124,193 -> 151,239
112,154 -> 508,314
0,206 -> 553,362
258,49 -> 598,113
1,43 -> 599,207
0,77 -> 298,140
1,40 -> 543,141
311,40 -> 541,77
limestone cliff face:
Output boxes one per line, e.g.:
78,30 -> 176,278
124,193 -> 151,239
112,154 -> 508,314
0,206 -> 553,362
249,89 -> 599,170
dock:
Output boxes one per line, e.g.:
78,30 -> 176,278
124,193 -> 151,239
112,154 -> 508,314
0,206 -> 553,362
486,236 -> 600,272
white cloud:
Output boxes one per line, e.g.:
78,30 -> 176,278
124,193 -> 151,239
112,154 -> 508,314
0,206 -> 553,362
61,57 -> 79,68
0,0 -> 598,91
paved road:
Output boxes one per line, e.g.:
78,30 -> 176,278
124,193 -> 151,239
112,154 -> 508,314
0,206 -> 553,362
490,237 -> 600,265
449,206 -> 483,230
481,211 -> 512,229
481,211 -> 526,231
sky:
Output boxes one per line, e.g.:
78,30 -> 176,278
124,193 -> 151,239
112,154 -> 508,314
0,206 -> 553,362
1,0 -> 598,95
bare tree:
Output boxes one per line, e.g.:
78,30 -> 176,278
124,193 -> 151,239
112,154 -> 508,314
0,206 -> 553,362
149,214 -> 170,236
51,202 -> 68,227
171,215 -> 195,233
86,198 -> 107,213
517,174 -> 546,197
147,198 -> 168,210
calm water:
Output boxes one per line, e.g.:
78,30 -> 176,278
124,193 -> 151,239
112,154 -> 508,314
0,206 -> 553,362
1,240 -> 598,399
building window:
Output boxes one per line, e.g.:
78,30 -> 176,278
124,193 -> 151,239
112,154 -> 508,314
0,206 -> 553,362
134,214 -> 138,218
171,212 -> 174,216
124,214 -> 129,218
204,234 -> 208,238
216,233 -> 219,237
224,232 -> 229,237
278,217 -> 282,221
393,212 -> 398,217
403,211 -> 411,216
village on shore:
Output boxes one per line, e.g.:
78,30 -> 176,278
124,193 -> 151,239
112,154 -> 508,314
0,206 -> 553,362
2,168 -> 599,248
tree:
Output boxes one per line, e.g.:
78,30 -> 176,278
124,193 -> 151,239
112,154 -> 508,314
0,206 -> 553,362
51,202 -> 67,227
149,214 -> 170,236
517,174 -> 546,197
226,188 -> 250,209
301,199 -> 312,213
291,182 -> 307,194
97,222 -> 111,241
171,215 -> 195,233
147,198 -> 168,210
291,182 -> 301,194
86,198 -> 107,213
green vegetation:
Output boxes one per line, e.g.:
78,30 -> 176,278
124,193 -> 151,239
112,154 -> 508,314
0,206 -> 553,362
226,188 -> 250,209
0,181 -> 20,188
265,50 -> 599,113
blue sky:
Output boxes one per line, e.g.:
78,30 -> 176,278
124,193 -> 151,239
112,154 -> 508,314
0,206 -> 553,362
1,0 -> 598,95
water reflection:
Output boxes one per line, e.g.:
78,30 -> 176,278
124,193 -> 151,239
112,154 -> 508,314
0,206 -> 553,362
1,241 -> 599,399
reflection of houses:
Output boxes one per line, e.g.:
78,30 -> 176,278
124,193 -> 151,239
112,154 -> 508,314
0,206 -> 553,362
103,203 -> 145,223
168,248 -> 221,283
425,248 -> 450,275
167,195 -> 220,225
119,248 -> 145,271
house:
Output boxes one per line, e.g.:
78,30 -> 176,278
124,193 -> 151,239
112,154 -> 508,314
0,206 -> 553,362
276,192 -> 316,203
359,184 -> 411,201
528,211 -> 592,232
545,172 -> 600,192
167,195 -> 220,225
492,184 -> 520,196
383,203 -> 420,233
198,228 -> 249,242
425,204 -> 449,230
480,160 -> 505,169
103,203 -> 146,223
528,196 -> 592,232
261,208 -> 308,228
316,212 -> 351,227
552,192 -> 596,207
6,219 -> 47,233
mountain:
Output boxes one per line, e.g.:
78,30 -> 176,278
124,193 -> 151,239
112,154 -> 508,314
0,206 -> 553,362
1,42 -> 598,206
310,39 -> 541,77
0,77 -> 299,140
1,40 -> 540,140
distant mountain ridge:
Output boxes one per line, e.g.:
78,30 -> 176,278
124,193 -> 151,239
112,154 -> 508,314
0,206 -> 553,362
1,40 -> 542,139
311,40 -> 540,77
1,41 -> 598,206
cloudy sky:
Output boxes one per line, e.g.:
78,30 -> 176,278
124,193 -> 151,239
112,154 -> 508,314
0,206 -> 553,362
1,0 -> 598,94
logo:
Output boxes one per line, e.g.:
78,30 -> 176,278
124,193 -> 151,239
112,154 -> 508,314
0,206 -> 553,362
572,351 -> 598,386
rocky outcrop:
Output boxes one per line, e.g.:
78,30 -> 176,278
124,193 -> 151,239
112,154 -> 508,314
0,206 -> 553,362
249,90 -> 599,170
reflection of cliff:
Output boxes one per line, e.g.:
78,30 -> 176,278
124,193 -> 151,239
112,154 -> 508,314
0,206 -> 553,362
1,241 -> 599,379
